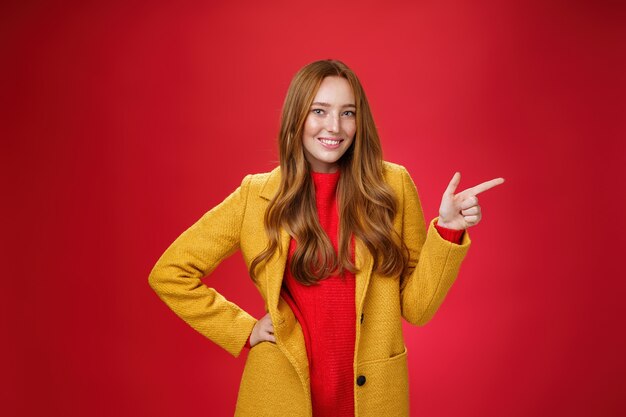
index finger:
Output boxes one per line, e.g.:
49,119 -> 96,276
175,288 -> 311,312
464,177 -> 505,196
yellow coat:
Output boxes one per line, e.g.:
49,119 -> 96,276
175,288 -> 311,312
148,161 -> 471,417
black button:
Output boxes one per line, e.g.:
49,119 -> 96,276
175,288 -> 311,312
356,375 -> 366,386
360,313 -> 364,323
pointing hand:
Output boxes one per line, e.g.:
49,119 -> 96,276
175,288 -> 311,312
437,172 -> 505,230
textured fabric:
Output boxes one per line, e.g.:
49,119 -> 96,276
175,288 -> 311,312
148,161 -> 472,417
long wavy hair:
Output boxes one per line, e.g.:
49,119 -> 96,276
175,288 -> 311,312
249,59 -> 408,285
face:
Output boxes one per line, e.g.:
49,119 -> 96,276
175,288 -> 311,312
301,76 -> 356,173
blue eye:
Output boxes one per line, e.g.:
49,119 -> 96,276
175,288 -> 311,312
312,108 -> 324,115
343,110 -> 356,116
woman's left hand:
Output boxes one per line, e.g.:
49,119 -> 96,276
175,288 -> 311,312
437,172 -> 505,230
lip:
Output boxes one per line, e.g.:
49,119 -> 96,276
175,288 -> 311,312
317,137 -> 343,150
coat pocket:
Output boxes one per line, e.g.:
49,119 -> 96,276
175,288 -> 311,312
235,341 -> 309,417
355,346 -> 410,417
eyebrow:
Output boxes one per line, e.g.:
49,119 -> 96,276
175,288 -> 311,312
311,101 -> 356,108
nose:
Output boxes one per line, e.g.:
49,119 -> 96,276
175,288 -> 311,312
326,112 -> 340,133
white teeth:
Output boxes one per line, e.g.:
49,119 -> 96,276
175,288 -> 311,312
320,139 -> 341,145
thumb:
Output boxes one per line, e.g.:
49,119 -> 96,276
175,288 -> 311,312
444,172 -> 461,196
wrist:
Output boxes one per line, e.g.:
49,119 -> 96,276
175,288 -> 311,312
435,220 -> 465,243
246,321 -> 258,349
436,218 -> 455,229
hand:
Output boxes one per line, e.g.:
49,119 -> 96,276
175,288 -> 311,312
437,172 -> 505,230
250,312 -> 276,347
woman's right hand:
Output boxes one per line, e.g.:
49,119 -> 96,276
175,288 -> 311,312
249,312 -> 276,347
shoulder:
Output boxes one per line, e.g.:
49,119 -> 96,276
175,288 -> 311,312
237,166 -> 280,201
382,160 -> 411,190
382,160 -> 408,177
245,166 -> 278,185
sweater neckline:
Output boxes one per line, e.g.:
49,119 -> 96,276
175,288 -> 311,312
310,169 -> 341,176
310,169 -> 340,198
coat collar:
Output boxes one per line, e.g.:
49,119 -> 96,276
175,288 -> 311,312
259,165 -> 282,201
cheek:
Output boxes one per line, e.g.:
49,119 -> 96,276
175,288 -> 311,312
303,117 -> 321,136
346,121 -> 357,137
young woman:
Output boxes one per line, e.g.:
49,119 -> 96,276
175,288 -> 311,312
149,59 -> 504,417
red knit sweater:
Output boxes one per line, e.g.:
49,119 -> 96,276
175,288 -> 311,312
245,170 -> 463,416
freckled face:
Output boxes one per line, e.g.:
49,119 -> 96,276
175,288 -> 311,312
302,76 -> 356,173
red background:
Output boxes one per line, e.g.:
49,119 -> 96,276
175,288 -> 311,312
3,1 -> 625,416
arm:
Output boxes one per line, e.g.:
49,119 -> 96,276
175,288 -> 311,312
398,167 -> 471,326
148,175 -> 258,358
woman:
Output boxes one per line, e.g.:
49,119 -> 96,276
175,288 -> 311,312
149,59 -> 504,417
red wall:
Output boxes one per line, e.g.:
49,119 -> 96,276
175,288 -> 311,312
4,1 -> 625,416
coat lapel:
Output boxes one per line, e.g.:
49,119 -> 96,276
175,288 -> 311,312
257,167 -> 311,403
258,166 -> 292,325
354,238 -> 374,319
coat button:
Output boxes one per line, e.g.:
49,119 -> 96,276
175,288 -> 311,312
360,313 -> 364,324
356,375 -> 366,386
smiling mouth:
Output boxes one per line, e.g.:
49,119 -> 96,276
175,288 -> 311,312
318,138 -> 343,146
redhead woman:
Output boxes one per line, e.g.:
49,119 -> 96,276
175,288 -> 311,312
149,59 -> 504,417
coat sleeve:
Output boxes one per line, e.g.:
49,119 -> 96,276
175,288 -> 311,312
148,175 -> 258,358
398,166 -> 471,326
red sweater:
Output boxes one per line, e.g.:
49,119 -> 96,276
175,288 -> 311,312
245,170 -> 463,416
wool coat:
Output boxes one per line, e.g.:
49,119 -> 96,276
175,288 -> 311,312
148,161 -> 471,417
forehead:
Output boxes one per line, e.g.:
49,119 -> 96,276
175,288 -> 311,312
313,76 -> 355,103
